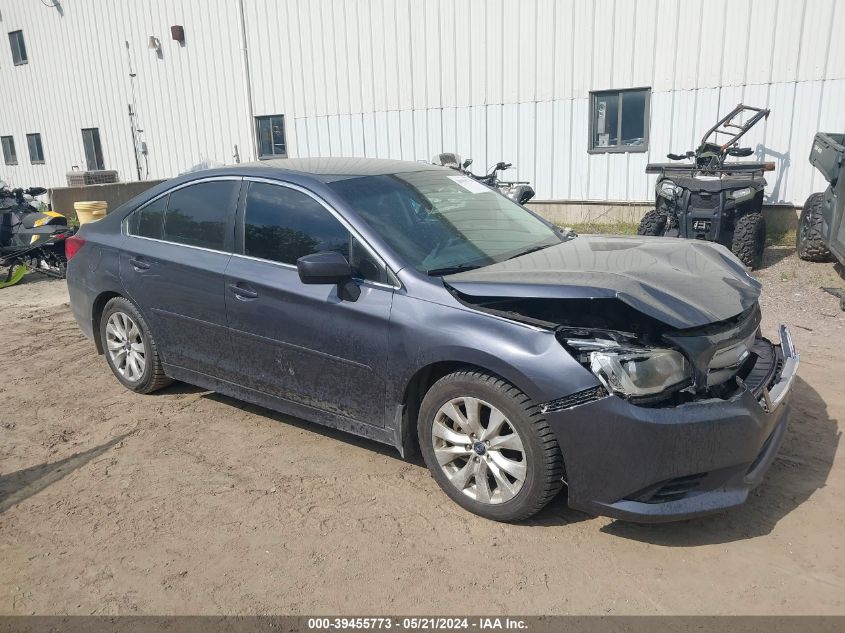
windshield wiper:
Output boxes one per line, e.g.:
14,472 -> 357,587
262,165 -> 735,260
505,243 -> 554,261
426,263 -> 483,276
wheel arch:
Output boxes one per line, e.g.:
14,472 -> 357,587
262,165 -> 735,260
396,357 -> 537,459
91,290 -> 125,354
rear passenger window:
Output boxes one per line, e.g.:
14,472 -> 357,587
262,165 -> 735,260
243,182 -> 390,283
128,195 -> 167,239
163,180 -> 239,250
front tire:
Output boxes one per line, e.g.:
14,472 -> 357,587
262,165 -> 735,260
418,369 -> 563,522
796,192 -> 833,262
100,297 -> 172,394
731,211 -> 767,269
637,209 -> 667,236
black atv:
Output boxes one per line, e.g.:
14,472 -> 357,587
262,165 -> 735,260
638,104 -> 773,269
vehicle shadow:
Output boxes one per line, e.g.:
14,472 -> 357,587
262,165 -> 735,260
600,375 -> 839,545
202,391 -> 415,464
0,432 -> 132,513
525,490 -> 594,526
757,244 -> 795,270
156,381 -> 209,396
203,392 -> 595,524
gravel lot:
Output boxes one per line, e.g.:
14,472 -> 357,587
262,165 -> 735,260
1,246 -> 843,615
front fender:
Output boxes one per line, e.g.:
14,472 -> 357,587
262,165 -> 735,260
387,294 -> 600,407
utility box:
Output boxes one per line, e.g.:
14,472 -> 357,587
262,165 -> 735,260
810,133 -> 845,187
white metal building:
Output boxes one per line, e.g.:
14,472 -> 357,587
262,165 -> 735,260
0,0 -> 843,207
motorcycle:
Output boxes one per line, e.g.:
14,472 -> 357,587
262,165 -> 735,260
0,182 -> 73,289
432,153 -> 536,204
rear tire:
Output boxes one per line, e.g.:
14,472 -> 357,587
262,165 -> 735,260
731,212 -> 767,269
100,297 -> 172,394
418,369 -> 563,522
637,210 -> 667,236
796,192 -> 833,262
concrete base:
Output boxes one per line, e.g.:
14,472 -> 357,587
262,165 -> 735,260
49,180 -> 166,218
527,200 -> 800,233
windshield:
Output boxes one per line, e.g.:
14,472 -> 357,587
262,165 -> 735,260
328,170 -> 562,274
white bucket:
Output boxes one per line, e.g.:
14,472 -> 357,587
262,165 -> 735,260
74,200 -> 108,225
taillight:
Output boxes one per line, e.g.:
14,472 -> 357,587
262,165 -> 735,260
64,235 -> 86,261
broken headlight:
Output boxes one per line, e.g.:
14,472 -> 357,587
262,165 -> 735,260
566,339 -> 691,399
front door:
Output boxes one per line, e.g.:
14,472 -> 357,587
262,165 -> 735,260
120,178 -> 241,376
223,180 -> 394,427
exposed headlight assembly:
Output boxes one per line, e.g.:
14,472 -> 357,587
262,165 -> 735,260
566,338 -> 692,399
657,180 -> 681,199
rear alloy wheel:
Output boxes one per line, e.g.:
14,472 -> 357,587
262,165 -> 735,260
731,211 -> 767,269
796,192 -> 833,262
418,369 -> 563,522
100,297 -> 172,393
106,311 -> 148,382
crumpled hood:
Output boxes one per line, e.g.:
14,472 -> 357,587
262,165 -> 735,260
444,235 -> 761,329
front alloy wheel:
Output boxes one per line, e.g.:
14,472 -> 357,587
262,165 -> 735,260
432,397 -> 527,504
418,369 -> 564,522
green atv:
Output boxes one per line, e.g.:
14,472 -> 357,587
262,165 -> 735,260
797,132 -> 845,309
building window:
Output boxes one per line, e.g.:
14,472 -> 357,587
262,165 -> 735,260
26,133 -> 44,164
9,30 -> 27,65
82,128 -> 105,171
1,136 -> 16,165
589,88 -> 650,153
255,115 -> 287,158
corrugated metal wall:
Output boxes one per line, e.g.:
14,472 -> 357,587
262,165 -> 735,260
0,0 -> 252,189
1,0 -> 844,206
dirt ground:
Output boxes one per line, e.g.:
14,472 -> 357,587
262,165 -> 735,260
0,246 -> 843,616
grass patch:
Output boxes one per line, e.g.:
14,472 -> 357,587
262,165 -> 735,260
766,228 -> 796,247
563,221 -> 797,247
561,221 -> 639,235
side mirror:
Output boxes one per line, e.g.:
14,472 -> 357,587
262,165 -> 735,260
297,251 -> 353,285
297,251 -> 361,301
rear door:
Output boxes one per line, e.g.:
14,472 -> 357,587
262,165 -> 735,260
120,177 -> 241,376
223,179 -> 395,427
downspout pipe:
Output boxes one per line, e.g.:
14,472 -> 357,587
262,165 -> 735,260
237,0 -> 257,161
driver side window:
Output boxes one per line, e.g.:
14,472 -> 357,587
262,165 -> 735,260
243,182 -> 389,284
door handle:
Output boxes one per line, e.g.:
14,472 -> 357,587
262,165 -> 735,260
228,283 -> 258,300
128,258 -> 151,271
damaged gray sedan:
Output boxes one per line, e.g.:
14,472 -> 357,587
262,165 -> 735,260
66,158 -> 798,523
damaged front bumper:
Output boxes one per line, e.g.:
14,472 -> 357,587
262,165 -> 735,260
544,325 -> 799,523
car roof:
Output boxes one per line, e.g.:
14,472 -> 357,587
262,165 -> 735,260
115,157 -> 448,219
226,157 -> 443,183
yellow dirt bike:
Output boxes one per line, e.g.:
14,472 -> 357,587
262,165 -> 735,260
0,182 -> 74,289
